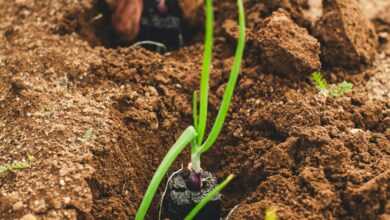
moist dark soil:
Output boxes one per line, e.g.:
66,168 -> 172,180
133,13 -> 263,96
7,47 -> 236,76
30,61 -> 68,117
162,170 -> 220,220
0,0 -> 389,220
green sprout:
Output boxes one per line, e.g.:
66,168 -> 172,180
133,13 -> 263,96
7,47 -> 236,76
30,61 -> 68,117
311,71 -> 328,92
196,0 -> 214,146
0,154 -> 34,175
135,0 -> 246,219
191,0 -> 246,172
311,72 -> 353,97
329,81 -> 353,97
135,127 -> 197,220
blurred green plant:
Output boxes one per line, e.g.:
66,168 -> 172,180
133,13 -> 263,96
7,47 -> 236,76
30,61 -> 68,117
311,72 -> 353,97
0,154 -> 34,175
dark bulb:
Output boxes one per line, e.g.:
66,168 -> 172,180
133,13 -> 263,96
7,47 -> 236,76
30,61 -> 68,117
186,172 -> 202,191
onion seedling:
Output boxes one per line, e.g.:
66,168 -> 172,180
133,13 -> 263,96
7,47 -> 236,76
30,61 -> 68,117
135,0 -> 246,219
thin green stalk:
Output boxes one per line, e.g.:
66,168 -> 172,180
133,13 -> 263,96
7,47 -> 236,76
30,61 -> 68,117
200,0 -> 246,153
184,174 -> 235,220
192,91 -> 199,130
197,0 -> 214,145
135,126 -> 197,220
191,91 -> 200,165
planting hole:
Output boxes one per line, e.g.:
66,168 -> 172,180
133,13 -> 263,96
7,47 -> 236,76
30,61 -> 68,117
55,0 -> 200,51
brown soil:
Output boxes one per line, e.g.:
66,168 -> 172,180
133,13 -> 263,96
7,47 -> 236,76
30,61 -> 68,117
314,0 -> 378,68
0,0 -> 389,220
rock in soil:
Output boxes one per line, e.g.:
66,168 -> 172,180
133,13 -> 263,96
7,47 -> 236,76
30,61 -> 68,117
314,0 -> 378,69
262,0 -> 311,28
345,170 -> 390,220
254,9 -> 321,75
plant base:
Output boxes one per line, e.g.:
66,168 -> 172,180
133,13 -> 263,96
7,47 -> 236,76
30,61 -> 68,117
162,169 -> 221,220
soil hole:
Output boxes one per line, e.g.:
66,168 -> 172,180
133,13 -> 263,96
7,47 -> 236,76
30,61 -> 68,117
56,0 -> 200,51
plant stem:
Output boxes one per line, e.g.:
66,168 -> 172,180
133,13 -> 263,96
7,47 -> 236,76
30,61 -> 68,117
192,91 -> 199,130
191,91 -> 200,170
135,126 -> 197,220
191,151 -> 202,173
184,174 -> 235,220
200,0 -> 246,153
197,0 -> 214,145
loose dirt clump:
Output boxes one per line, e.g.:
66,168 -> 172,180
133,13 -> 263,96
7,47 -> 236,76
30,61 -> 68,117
314,0 -> 378,69
253,9 -> 321,75
223,9 -> 321,76
373,5 -> 390,45
345,170 -> 390,220
374,5 -> 390,32
262,0 -> 311,28
220,93 -> 389,220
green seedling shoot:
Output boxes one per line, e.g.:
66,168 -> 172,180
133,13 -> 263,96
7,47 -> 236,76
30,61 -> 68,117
135,0 -> 246,219
311,71 -> 328,93
0,154 -> 34,176
311,72 -> 353,97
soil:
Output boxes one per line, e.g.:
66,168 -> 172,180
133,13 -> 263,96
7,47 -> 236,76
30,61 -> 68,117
314,0 -> 378,68
0,0 -> 389,220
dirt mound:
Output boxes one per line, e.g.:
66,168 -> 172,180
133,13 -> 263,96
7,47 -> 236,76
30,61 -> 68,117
252,9 -> 321,75
223,94 -> 390,219
314,0 -> 378,69
0,0 -> 389,220
256,0 -> 311,28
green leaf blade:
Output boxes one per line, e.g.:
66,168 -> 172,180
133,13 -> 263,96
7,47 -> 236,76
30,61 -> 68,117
311,71 -> 328,91
330,81 -> 353,97
200,0 -> 246,153
197,0 -> 215,145
135,126 -> 197,220
184,174 -> 235,220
